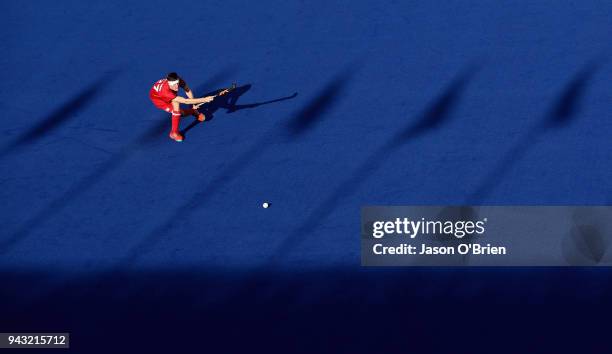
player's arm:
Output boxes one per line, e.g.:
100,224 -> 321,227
183,83 -> 195,100
180,79 -> 202,109
172,96 -> 215,104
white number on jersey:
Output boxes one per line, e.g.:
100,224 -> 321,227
153,79 -> 165,92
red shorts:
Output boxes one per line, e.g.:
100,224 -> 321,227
150,97 -> 173,113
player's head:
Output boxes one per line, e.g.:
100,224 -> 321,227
166,72 -> 180,91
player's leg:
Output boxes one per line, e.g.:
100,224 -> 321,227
169,101 -> 184,142
180,106 -> 206,122
151,98 -> 184,142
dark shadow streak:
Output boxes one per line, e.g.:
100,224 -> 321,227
119,69 -> 354,265
0,70 -> 236,254
0,69 -> 122,159
391,65 -> 479,146
545,61 -> 600,128
468,59 -> 602,204
286,70 -> 353,136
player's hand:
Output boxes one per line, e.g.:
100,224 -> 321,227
219,88 -> 230,96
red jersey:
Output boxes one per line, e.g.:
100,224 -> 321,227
149,78 -> 179,104
150,77 -> 187,112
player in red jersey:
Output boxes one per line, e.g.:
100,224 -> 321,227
149,72 -> 216,142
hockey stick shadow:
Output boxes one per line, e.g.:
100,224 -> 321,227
181,84 -> 298,137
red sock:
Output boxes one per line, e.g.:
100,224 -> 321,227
171,111 -> 181,133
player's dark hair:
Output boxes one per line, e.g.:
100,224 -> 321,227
166,72 -> 179,81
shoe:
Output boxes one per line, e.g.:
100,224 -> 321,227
169,131 -> 183,142
196,111 -> 206,122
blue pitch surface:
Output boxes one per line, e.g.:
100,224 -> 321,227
2,1 -> 612,352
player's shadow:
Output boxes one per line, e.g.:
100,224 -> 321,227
181,85 -> 298,137
468,58 -> 603,204
0,69 -> 122,160
264,63 -> 481,262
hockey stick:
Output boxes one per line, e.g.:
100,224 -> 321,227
194,83 -> 237,109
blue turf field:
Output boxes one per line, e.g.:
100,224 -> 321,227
2,1 -> 612,352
